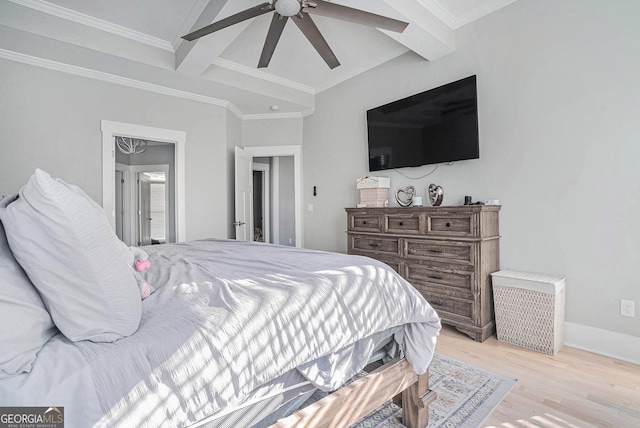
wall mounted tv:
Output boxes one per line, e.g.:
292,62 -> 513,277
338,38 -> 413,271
367,75 -> 479,171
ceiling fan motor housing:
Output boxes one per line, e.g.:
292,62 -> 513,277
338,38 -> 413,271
275,0 -> 301,17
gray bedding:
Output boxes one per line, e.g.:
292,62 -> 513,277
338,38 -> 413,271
0,239 -> 441,427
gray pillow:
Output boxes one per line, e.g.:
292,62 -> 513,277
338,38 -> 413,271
1,169 -> 141,342
0,194 -> 57,378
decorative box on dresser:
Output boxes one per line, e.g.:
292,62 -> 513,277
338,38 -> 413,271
346,205 -> 500,342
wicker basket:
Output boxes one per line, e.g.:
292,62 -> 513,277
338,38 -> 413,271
491,271 -> 566,355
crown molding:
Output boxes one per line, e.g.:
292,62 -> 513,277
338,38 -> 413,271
0,48 -> 244,118
8,0 -> 174,52
242,108 -> 315,121
0,48 -> 314,121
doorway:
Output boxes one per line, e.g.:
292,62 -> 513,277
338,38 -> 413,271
115,162 -> 171,246
234,146 -> 303,248
101,120 -> 185,242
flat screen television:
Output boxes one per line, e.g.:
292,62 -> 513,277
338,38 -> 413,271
367,75 -> 479,171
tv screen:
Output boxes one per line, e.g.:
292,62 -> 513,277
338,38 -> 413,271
367,75 -> 479,171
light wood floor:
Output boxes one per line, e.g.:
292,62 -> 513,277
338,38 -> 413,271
434,325 -> 640,428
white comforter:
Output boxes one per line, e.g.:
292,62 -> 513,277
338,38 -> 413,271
0,239 -> 441,427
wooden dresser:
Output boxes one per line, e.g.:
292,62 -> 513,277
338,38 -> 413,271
346,205 -> 500,342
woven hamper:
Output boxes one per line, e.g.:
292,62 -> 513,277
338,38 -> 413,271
491,271 -> 566,355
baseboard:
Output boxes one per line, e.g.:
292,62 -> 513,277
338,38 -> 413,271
564,322 -> 640,365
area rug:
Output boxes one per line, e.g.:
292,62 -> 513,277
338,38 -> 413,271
351,353 -> 517,428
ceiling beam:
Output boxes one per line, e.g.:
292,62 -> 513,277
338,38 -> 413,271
381,0 -> 455,61
176,0 -> 252,77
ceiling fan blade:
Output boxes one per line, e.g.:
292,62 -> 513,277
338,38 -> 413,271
292,13 -> 340,69
303,1 -> 408,33
182,2 -> 273,41
259,13 -> 289,68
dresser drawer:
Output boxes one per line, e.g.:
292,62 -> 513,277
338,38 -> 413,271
416,289 -> 474,323
384,213 -> 422,235
405,264 -> 474,299
426,213 -> 475,237
348,212 -> 381,232
404,239 -> 475,265
349,234 -> 400,257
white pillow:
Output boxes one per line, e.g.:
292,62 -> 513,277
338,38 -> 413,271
0,195 -> 57,378
1,169 -> 141,342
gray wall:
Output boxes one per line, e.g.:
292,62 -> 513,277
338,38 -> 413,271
0,59 -> 231,241
242,118 -> 303,147
303,0 -> 640,341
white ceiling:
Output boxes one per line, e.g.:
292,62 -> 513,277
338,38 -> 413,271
0,0 -> 518,118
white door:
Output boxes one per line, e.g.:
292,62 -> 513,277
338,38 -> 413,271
234,147 -> 253,241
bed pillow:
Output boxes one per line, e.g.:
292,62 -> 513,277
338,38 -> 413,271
1,169 -> 141,342
0,195 -> 58,378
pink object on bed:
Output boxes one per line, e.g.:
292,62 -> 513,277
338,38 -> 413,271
135,259 -> 150,272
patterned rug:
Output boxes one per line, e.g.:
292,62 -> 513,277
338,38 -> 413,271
351,353 -> 516,428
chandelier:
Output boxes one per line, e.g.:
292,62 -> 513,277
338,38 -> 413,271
115,136 -> 148,155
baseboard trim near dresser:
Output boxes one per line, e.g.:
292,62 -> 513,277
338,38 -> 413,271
565,322 -> 640,365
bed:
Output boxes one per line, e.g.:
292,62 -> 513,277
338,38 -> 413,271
0,170 -> 441,428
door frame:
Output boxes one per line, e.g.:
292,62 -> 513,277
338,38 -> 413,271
243,145 -> 302,248
101,120 -> 185,242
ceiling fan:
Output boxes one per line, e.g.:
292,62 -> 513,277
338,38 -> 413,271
182,0 -> 409,69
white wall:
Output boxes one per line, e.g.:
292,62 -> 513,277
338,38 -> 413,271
0,59 -> 231,241
303,0 -> 640,352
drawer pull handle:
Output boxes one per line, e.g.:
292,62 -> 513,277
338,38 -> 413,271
399,221 -> 404,226
368,242 -> 380,248
429,249 -> 443,253
431,299 -> 443,306
428,275 -> 442,280
362,221 -> 367,225
446,222 -> 451,228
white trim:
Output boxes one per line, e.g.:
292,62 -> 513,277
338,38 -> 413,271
242,110 -> 313,121
564,322 -> 640,365
101,120 -> 186,243
8,0 -> 174,51
244,146 -> 302,248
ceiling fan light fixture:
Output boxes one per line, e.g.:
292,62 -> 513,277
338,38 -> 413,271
275,0 -> 301,17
